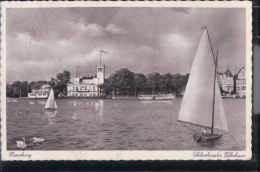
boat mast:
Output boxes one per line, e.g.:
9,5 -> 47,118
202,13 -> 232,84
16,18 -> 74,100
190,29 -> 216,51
203,26 -> 217,135
27,81 -> 29,96
211,50 -> 218,135
204,27 -> 216,64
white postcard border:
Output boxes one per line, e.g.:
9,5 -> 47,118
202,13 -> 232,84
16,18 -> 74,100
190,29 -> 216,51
1,1 -> 252,161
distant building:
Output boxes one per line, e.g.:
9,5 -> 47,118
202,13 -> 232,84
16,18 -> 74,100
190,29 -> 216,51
234,67 -> 246,98
28,84 -> 51,99
67,65 -> 105,97
218,67 -> 234,95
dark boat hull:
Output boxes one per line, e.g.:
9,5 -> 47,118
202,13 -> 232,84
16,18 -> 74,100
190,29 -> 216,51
193,133 -> 223,142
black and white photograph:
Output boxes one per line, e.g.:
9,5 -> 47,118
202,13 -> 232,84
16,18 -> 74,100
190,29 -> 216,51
1,1 -> 252,160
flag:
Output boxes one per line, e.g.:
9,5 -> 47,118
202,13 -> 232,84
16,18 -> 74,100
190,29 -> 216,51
100,49 -> 108,54
201,26 -> 207,30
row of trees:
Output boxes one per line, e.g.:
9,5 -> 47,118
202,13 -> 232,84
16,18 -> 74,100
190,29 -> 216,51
7,68 -> 189,98
102,68 -> 189,96
6,70 -> 71,98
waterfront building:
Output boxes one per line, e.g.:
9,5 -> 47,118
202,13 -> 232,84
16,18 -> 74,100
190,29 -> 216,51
67,65 -> 105,97
28,84 -> 51,99
218,67 -> 234,95
234,67 -> 246,98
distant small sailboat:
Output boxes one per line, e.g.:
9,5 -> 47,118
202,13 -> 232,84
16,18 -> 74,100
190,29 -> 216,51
111,90 -> 116,99
178,27 -> 229,142
44,88 -> 57,110
16,138 -> 26,149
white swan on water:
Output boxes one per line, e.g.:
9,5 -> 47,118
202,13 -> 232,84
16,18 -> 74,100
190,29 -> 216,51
31,137 -> 44,144
16,138 -> 26,149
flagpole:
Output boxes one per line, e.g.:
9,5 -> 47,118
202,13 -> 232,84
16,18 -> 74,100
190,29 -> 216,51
99,49 -> 101,65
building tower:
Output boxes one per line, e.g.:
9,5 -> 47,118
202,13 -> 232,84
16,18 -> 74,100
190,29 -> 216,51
97,65 -> 105,85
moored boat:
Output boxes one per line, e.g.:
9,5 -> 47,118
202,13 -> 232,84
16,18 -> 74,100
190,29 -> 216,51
137,93 -> 175,100
155,93 -> 175,100
221,95 -> 233,98
7,98 -> 18,103
137,94 -> 155,100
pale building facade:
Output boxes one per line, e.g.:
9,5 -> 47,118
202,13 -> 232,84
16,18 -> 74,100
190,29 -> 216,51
28,84 -> 51,99
67,65 -> 105,97
234,67 -> 246,98
218,67 -> 234,94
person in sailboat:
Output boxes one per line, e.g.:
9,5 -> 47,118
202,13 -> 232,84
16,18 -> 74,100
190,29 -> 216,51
200,128 -> 211,136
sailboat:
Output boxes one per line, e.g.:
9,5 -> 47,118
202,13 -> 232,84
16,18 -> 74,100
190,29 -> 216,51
44,88 -> 57,111
178,27 -> 229,142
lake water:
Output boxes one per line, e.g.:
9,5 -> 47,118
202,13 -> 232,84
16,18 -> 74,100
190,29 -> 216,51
6,98 -> 246,150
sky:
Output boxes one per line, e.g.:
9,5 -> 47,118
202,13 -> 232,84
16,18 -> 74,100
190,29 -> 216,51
6,7 -> 246,83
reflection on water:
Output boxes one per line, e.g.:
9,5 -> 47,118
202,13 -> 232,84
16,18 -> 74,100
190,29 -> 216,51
29,101 -> 35,105
197,139 -> 224,148
38,101 -> 45,105
44,110 -> 57,125
7,98 -> 246,150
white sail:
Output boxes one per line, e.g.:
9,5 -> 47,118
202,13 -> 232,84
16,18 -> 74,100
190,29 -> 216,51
45,88 -> 57,109
178,30 -> 228,131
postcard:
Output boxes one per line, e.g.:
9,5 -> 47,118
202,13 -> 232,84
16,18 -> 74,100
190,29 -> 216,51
1,1 -> 252,160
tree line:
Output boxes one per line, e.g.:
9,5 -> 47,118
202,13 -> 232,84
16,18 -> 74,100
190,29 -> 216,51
6,70 -> 71,98
6,68 -> 189,98
102,68 -> 189,96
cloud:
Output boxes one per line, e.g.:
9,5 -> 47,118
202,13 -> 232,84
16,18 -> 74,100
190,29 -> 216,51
73,22 -> 125,37
5,7 -> 246,83
105,24 -> 126,34
160,33 -> 194,60
79,23 -> 104,37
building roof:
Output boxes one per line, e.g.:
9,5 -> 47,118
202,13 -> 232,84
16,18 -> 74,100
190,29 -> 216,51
236,66 -> 246,75
234,66 -> 246,79
225,67 -> 233,77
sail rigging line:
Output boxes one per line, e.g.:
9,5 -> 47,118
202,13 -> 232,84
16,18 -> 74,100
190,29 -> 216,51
178,120 -> 213,133
203,26 -> 216,65
211,50 -> 218,135
180,121 -> 199,133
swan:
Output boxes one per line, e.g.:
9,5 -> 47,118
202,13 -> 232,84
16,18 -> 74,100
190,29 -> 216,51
16,138 -> 26,149
31,137 -> 44,144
